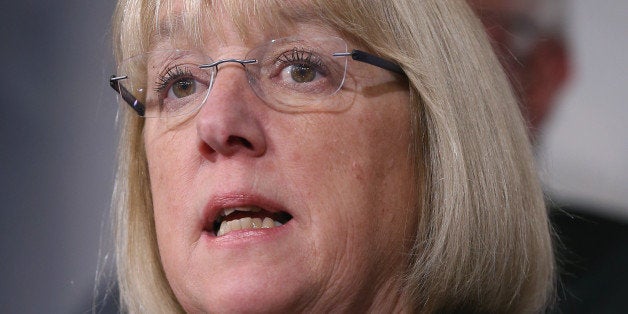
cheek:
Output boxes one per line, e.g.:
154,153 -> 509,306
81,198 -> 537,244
286,99 -> 417,239
144,123 -> 200,200
143,126 -> 200,273
146,133 -> 191,212
290,105 -> 417,294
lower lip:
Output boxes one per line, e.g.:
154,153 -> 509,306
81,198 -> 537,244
201,221 -> 292,248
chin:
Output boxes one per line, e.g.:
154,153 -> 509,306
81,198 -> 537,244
177,265 -> 314,313
169,228 -> 319,313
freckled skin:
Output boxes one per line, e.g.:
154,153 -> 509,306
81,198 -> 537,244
144,10 -> 418,314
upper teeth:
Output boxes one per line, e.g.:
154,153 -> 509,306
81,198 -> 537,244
216,217 -> 282,236
214,206 -> 288,237
221,206 -> 262,217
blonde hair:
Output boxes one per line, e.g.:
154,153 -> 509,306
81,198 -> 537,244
110,0 -> 554,312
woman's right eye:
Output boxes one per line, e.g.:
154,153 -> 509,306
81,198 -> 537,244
153,65 -> 210,113
167,77 -> 197,99
156,66 -> 200,99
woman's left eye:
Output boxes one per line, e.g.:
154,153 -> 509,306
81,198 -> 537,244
274,49 -> 327,85
281,64 -> 319,83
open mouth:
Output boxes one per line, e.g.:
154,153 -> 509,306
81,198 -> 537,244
208,206 -> 293,237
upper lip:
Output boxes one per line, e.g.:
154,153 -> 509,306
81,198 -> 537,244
202,192 -> 290,234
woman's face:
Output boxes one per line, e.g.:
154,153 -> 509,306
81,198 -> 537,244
144,6 -> 418,313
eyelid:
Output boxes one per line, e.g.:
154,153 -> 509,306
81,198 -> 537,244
155,65 -> 193,94
272,49 -> 329,74
149,50 -> 207,85
154,62 -> 211,96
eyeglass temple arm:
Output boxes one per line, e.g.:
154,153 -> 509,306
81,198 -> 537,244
109,75 -> 146,117
334,50 -> 404,75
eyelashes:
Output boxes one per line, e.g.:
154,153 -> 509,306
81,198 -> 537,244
275,49 -> 328,75
277,49 -> 322,67
154,66 -> 194,95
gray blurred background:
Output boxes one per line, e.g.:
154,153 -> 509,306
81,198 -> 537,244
0,1 -> 625,313
0,1 -> 117,313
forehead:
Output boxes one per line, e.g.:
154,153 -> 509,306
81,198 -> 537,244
149,0 -> 333,49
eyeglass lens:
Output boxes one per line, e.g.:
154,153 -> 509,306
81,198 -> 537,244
115,36 -> 349,118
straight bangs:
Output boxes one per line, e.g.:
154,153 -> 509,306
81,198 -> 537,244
115,0 -> 342,61
115,0 -> 411,59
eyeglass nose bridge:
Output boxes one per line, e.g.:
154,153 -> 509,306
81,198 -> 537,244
199,58 -> 257,70
197,58 -> 261,109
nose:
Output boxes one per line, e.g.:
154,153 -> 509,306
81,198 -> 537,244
196,63 -> 267,159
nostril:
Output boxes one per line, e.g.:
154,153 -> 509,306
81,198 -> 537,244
227,136 -> 253,149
